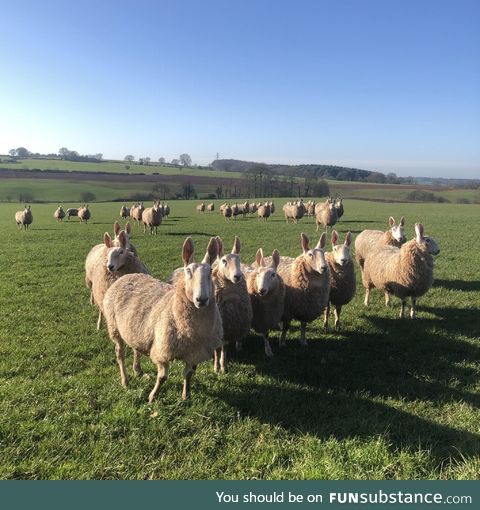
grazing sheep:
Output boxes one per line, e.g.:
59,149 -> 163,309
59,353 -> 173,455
277,232 -> 330,346
257,203 -> 271,221
78,204 -> 91,223
207,203 -> 215,212
66,208 -> 79,219
196,202 -> 205,213
212,236 -> 252,373
324,230 -> 356,331
335,198 -> 344,219
15,205 -> 33,230
54,206 -> 65,222
283,201 -> 305,224
315,199 -> 337,232
142,201 -> 163,234
245,248 -> 285,357
120,204 -> 130,219
362,223 -> 440,318
222,204 -> 232,221
102,237 -> 223,402
131,202 -> 144,224
90,230 -> 149,330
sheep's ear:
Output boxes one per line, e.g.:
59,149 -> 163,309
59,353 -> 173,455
215,236 -> 224,257
118,231 -> 127,249
182,237 -> 195,266
256,248 -> 265,267
345,232 -> 352,246
232,236 -> 241,254
125,222 -> 131,235
301,233 -> 310,253
114,221 -> 121,236
389,216 -> 395,227
400,216 -> 405,227
271,249 -> 280,269
331,230 -> 338,247
317,232 -> 327,249
415,223 -> 424,242
202,237 -> 218,265
104,232 -> 112,248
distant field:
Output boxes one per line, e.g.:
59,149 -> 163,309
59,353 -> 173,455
0,199 -> 479,479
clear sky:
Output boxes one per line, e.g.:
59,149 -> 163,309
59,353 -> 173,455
0,0 -> 478,178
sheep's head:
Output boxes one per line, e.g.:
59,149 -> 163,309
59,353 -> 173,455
182,237 -> 217,308
331,230 -> 352,267
105,231 -> 130,272
254,248 -> 280,296
335,198 -> 342,207
300,232 -> 328,274
215,236 -> 243,284
415,224 -> 440,255
389,216 -> 406,243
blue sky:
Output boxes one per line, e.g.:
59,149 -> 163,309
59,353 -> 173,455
0,0 -> 478,178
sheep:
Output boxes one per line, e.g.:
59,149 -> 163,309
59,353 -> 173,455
242,201 -> 250,215
66,208 -> 79,219
315,199 -> 337,232
163,203 -> 170,218
306,200 -> 316,217
142,201 -> 163,234
324,230 -> 356,331
283,201 -> 305,224
231,203 -> 239,219
222,204 -> 232,221
131,202 -> 144,224
78,204 -> 91,223
362,223 -> 440,319
102,236 -> 223,402
257,203 -> 271,221
211,236 -> 252,373
250,203 -> 257,214
269,201 -> 275,214
335,198 -> 344,219
15,205 -> 33,230
90,229 -> 149,330
196,202 -> 205,213
245,248 -> 285,357
277,232 -> 330,346
53,206 -> 65,222
207,203 -> 215,212
120,204 -> 130,219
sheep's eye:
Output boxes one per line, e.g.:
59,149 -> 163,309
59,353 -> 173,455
308,253 -> 313,258
271,272 -> 276,278
222,259 -> 227,265
186,268 -> 192,278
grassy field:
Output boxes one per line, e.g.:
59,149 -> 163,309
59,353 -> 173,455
0,200 -> 479,479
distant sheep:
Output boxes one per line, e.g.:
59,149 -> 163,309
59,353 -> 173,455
207,203 -> 215,212
131,202 -> 145,224
66,208 -> 79,219
222,204 -> 232,221
142,201 -> 163,234
54,206 -> 65,222
120,204 -> 130,219
78,204 -> 91,223
283,201 -> 305,224
15,205 -> 33,230
315,199 -> 337,232
257,203 -> 271,220
196,202 -> 205,213
334,198 -> 344,219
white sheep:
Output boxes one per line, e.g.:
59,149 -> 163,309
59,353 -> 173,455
15,205 -> 33,230
142,201 -> 163,234
54,206 -> 65,222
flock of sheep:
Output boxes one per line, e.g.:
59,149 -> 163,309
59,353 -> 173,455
75,198 -> 440,403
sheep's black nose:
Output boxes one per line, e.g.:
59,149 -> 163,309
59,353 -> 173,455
108,264 -> 115,272
259,288 -> 267,296
233,274 -> 241,282
341,259 -> 347,264
196,297 -> 208,307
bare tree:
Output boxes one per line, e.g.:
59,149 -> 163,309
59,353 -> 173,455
124,155 -> 135,162
158,157 -> 166,164
179,153 -> 192,167
171,158 -> 179,166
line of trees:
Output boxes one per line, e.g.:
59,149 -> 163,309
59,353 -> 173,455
125,154 -> 192,167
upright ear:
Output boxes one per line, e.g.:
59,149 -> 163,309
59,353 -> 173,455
125,222 -> 131,235
182,237 -> 195,266
215,236 -> 224,257
317,232 -> 327,249
271,249 -> 280,269
331,230 -> 339,247
389,216 -> 395,227
114,221 -> 121,236
232,236 -> 241,254
415,223 -> 424,242
256,248 -> 265,267
104,232 -> 112,248
118,231 -> 127,249
202,237 -> 218,265
345,232 -> 352,246
301,233 -> 310,253
400,216 -> 405,227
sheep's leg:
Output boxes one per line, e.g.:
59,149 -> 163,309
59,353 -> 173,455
143,224 -> 146,234
315,222 -> 319,232
96,310 -> 103,330
384,292 -> 390,307
220,346 -> 227,374
89,291 -> 94,305
214,347 -> 221,373
410,297 -> 417,319
148,362 -> 169,403
182,364 -> 196,401
132,349 -> 143,376
300,321 -> 308,346
323,304 -> 330,331
364,287 -> 371,306
399,300 -> 406,318
334,305 -> 342,331
279,321 -> 290,347
113,339 -> 128,388
263,333 -> 273,357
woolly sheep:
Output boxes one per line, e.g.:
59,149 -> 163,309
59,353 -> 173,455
334,198 -> 344,219
269,201 -> 275,214
257,203 -> 271,220
196,202 -> 205,213
142,201 -> 163,234
277,232 -> 330,346
54,206 -> 65,222
131,202 -> 144,224
283,201 -> 305,224
163,203 -> 170,218
15,205 -> 33,230
324,230 -> 356,331
78,204 -> 91,223
207,203 -> 215,212
102,237 -> 223,402
315,199 -> 337,232
245,248 -> 285,357
120,204 -> 130,219
66,207 -> 79,219
362,223 -> 440,318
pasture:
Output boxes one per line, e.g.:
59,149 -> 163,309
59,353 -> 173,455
0,200 -> 479,479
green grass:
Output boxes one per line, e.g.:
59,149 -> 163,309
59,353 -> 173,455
0,200 -> 479,479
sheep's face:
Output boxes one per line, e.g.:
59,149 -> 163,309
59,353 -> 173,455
255,248 -> 280,296
423,236 -> 440,255
301,233 -> 328,275
389,216 -> 406,243
184,263 -> 213,308
218,254 -> 242,284
106,247 -> 129,272
331,231 -> 352,267
335,198 -> 342,208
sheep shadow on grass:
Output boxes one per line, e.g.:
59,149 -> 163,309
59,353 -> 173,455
433,279 -> 480,292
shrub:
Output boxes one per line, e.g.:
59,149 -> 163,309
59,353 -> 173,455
80,191 -> 96,202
